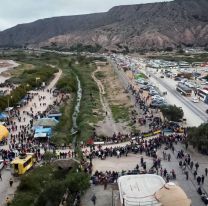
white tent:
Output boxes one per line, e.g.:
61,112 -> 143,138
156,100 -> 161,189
118,174 -> 165,206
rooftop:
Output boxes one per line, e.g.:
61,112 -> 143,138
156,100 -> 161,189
118,174 -> 165,206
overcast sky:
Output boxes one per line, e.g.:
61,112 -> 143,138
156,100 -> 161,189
0,0 -> 171,31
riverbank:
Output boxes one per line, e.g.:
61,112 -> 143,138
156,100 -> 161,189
72,59 -> 104,142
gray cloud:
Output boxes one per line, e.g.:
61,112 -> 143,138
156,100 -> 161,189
0,0 -> 172,31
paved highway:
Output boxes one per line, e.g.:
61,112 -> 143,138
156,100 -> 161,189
109,56 -> 208,126
147,69 -> 208,126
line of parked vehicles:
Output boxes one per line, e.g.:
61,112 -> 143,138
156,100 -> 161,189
136,79 -> 168,108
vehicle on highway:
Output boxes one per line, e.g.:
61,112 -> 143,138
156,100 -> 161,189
197,89 -> 208,103
176,82 -> 192,96
0,160 -> 4,170
192,97 -> 199,103
201,81 -> 208,85
160,75 -> 164,78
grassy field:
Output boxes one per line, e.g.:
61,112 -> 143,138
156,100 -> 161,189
111,104 -> 130,123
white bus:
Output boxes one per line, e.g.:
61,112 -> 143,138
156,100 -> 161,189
197,89 -> 208,104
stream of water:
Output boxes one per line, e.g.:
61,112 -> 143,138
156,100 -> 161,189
71,74 -> 82,150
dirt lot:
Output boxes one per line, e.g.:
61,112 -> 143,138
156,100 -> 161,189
94,64 -> 137,137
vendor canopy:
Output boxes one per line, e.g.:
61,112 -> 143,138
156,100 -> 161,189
0,113 -> 8,120
33,118 -> 59,127
35,127 -> 52,137
0,125 -> 9,141
34,133 -> 47,138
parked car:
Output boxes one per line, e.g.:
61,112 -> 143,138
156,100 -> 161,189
149,90 -> 159,96
151,98 -> 166,104
150,102 -> 167,108
152,95 -> 164,100
175,77 -> 181,81
192,97 -> 199,103
140,86 -> 150,91
201,81 -> 208,85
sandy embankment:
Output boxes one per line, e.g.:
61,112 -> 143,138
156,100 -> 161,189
0,60 -> 19,83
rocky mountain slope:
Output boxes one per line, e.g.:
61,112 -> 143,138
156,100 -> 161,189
0,0 -> 208,51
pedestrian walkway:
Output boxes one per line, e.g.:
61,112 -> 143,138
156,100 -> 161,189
0,168 -> 19,206
81,185 -> 116,206
174,143 -> 208,195
81,141 -> 204,206
0,69 -> 62,205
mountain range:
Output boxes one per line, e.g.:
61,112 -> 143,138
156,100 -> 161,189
0,0 -> 208,52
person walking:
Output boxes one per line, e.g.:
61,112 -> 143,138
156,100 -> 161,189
197,176 -> 201,185
185,171 -> 189,180
205,168 -> 208,176
195,162 -> 199,171
91,194 -> 96,206
5,197 -> 11,206
104,177 -> 108,190
9,178 -> 13,187
190,161 -> 194,170
194,170 -> 197,179
116,150 -> 120,158
202,175 -> 205,184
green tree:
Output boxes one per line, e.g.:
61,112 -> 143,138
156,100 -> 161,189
43,152 -> 56,164
161,105 -> 184,122
188,123 -> 208,152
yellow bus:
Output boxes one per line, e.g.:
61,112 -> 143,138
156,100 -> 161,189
11,154 -> 35,175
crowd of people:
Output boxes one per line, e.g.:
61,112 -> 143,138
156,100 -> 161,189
0,86 -> 69,166
1,59 -> 208,206
85,134 -> 187,185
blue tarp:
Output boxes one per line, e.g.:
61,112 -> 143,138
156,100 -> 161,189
0,113 -> 8,120
47,114 -> 62,121
35,127 -> 52,137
